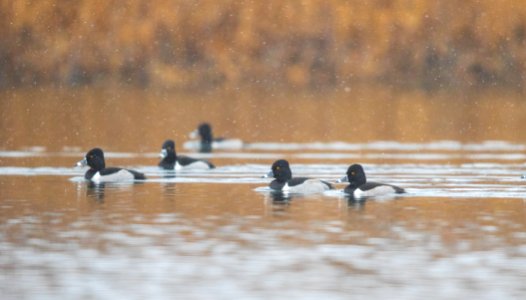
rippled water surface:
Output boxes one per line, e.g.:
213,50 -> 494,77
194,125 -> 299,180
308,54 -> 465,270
1,89 -> 526,299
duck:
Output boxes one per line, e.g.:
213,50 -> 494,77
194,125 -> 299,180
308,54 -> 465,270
183,122 -> 243,152
159,139 -> 215,170
265,159 -> 333,193
76,148 -> 145,182
338,164 -> 404,199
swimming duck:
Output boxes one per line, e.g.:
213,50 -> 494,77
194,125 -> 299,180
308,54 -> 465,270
265,159 -> 332,193
184,122 -> 243,152
338,164 -> 404,198
77,148 -> 145,182
159,139 -> 215,170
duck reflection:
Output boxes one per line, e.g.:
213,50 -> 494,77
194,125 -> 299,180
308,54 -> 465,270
346,195 -> 367,210
262,191 -> 292,205
160,170 -> 177,179
159,170 -> 177,200
86,181 -> 106,202
263,192 -> 293,215
269,191 -> 294,204
85,181 -> 143,203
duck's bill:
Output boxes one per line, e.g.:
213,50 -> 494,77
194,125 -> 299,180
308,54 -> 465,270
159,149 -> 167,159
76,158 -> 87,167
262,170 -> 274,178
189,129 -> 198,139
336,175 -> 348,183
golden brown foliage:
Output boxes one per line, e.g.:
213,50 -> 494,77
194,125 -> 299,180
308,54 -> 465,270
1,0 -> 525,90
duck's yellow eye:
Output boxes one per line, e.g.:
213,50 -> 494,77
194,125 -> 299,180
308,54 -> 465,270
276,166 -> 280,170
351,171 -> 356,176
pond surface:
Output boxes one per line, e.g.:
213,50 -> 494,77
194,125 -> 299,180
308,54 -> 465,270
1,88 -> 526,299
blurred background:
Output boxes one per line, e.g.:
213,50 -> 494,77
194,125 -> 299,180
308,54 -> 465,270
1,0 -> 525,91
1,0 -> 526,150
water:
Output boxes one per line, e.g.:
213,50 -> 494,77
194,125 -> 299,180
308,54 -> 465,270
1,88 -> 526,299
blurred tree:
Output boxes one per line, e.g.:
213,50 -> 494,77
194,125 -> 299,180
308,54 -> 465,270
0,0 -> 525,90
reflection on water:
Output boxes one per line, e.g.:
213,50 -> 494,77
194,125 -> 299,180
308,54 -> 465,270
2,175 -> 526,299
2,163 -> 526,299
84,181 -> 149,203
268,191 -> 294,203
1,88 -> 526,299
346,196 -> 368,210
2,88 -> 526,152
86,181 -> 106,202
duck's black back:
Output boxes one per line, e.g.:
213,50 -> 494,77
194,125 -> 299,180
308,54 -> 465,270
178,156 -> 215,168
127,169 -> 146,180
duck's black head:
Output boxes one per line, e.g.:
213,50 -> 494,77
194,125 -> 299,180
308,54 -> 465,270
84,148 -> 106,171
161,140 -> 176,155
197,123 -> 213,143
268,159 -> 292,183
346,164 -> 367,186
159,139 -> 177,168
